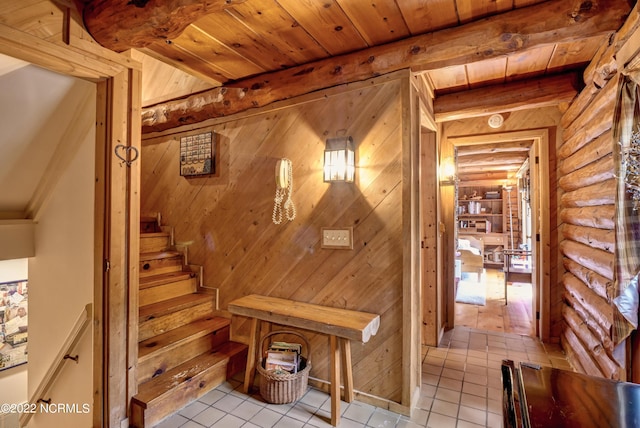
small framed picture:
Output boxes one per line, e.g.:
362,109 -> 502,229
180,131 -> 217,177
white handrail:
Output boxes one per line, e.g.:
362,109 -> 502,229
19,303 -> 92,427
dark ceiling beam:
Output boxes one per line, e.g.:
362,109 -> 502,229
83,0 -> 247,52
457,141 -> 532,156
434,72 -> 580,122
138,0 -> 629,133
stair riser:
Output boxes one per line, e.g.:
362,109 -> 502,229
139,301 -> 216,342
226,347 -> 249,379
134,363 -> 227,428
138,326 -> 230,384
140,256 -> 183,278
132,349 -> 247,428
140,220 -> 160,233
139,278 -> 197,307
140,235 -> 171,253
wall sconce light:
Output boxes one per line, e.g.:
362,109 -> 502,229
324,136 -> 355,182
439,157 -> 457,185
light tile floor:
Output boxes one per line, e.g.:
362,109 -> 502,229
155,327 -> 572,428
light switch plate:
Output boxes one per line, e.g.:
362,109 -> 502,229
321,227 -> 353,249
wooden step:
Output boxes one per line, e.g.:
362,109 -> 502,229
138,317 -> 231,384
139,294 -> 216,342
130,341 -> 248,428
139,271 -> 194,289
139,251 -> 183,278
139,272 -> 197,306
140,232 -> 172,254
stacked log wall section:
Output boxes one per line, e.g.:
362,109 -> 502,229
557,7 -> 640,379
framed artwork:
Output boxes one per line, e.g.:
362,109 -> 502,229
180,131 -> 218,177
0,280 -> 28,370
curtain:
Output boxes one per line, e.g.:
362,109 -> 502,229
613,73 -> 640,345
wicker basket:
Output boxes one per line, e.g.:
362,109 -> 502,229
257,330 -> 311,404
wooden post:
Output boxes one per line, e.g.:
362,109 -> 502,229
330,335 -> 340,426
340,338 -> 354,403
243,317 -> 259,394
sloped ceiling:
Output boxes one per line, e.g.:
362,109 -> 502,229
0,48 -> 208,219
0,53 -> 90,218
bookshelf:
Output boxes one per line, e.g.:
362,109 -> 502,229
457,184 -> 514,267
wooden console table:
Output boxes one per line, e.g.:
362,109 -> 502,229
228,294 -> 380,426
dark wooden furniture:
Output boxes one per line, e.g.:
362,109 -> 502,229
502,249 -> 532,304
502,359 -> 640,427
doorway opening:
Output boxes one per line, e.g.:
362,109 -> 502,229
454,152 -> 535,336
451,138 -> 537,337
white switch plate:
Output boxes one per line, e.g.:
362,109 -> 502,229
321,227 -> 353,249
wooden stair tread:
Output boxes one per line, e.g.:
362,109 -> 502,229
140,250 -> 181,262
133,341 -> 247,405
138,317 -> 230,361
139,271 -> 194,289
140,293 -> 213,321
141,232 -> 171,238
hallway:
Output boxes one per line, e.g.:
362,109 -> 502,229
455,268 -> 534,336
154,327 -> 571,428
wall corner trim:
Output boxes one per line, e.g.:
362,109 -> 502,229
0,219 -> 36,260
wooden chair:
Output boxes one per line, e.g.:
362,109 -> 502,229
457,236 -> 484,282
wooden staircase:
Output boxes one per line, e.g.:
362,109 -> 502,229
130,216 -> 247,428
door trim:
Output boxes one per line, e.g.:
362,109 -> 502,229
0,21 -> 142,427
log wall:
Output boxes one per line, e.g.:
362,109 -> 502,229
555,6 -> 640,378
141,76 -> 409,404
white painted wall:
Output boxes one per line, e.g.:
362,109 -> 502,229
26,80 -> 95,428
0,221 -> 35,260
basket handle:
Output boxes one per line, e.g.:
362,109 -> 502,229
259,330 -> 311,359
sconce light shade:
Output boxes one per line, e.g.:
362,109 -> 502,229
324,136 -> 355,182
440,157 -> 457,185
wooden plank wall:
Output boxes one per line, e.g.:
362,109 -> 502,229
141,78 -> 407,403
556,7 -> 640,379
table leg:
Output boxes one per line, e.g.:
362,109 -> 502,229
330,335 -> 340,426
504,254 -> 509,306
243,317 -> 259,394
341,338 -> 354,403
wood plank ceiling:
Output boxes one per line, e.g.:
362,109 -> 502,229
75,0 -> 628,178
80,0 -> 612,99
456,140 -> 532,181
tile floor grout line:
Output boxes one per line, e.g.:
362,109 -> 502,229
155,325 -> 570,428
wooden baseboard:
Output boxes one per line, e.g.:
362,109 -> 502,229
307,377 -> 410,416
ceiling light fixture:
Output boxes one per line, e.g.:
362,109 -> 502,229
488,114 -> 504,129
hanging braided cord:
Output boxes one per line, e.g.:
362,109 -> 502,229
272,159 -> 296,224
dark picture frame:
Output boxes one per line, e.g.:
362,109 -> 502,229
179,131 -> 217,177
